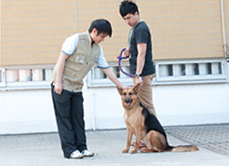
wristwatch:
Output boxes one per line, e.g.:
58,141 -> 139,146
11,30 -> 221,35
135,73 -> 141,78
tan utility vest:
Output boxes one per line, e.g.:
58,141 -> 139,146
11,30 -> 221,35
50,32 -> 101,92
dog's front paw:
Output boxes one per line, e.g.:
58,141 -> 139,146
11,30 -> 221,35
122,148 -> 129,153
130,149 -> 138,154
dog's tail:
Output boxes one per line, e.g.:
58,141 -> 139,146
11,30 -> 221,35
166,145 -> 199,152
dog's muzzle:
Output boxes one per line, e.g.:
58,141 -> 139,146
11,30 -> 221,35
124,98 -> 133,106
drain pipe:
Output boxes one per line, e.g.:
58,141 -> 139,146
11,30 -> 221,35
92,93 -> 96,130
220,0 -> 228,60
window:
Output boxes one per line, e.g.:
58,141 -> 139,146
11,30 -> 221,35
0,70 -> 2,83
87,58 -> 228,87
87,61 -> 133,87
1,58 -> 228,90
0,66 -> 53,90
155,58 -> 228,84
6,69 -> 52,82
0,68 -> 6,87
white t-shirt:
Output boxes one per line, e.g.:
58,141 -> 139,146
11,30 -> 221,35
61,33 -> 109,69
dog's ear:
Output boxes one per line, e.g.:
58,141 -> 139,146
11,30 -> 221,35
133,83 -> 141,94
116,87 -> 123,95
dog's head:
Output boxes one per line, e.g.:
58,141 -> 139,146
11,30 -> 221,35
117,83 -> 141,110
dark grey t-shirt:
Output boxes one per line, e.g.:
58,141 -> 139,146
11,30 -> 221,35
129,21 -> 155,76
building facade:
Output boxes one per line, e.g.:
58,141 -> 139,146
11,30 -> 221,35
0,0 -> 229,134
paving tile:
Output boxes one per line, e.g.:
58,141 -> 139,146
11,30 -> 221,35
0,124 -> 229,166
166,124 -> 229,156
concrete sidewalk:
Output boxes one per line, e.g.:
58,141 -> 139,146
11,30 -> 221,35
0,124 -> 228,166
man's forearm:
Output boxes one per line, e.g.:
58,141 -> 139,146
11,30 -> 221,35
102,68 -> 125,89
56,52 -> 68,84
136,43 -> 146,75
136,53 -> 145,74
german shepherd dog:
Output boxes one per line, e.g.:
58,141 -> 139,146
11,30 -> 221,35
117,84 -> 199,154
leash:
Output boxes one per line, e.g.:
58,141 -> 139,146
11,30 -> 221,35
117,48 -> 135,78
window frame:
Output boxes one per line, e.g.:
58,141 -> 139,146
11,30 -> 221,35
0,65 -> 53,90
154,58 -> 228,85
1,58 -> 228,91
87,61 -> 133,88
0,68 -> 6,87
87,58 -> 229,87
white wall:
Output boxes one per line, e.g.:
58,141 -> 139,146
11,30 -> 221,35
0,83 -> 229,134
0,90 -> 57,134
153,84 -> 229,126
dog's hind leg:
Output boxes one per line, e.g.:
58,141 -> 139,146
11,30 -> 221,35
141,130 -> 167,153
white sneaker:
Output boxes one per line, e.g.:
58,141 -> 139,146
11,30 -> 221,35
69,150 -> 84,159
81,150 -> 94,157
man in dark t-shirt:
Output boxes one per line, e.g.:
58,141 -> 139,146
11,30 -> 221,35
129,21 -> 155,76
119,0 -> 156,116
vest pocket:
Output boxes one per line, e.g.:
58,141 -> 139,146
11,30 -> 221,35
75,55 -> 86,64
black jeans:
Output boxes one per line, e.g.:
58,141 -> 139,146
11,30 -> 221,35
51,85 -> 87,158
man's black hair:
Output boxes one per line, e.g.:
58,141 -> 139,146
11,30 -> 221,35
119,0 -> 139,17
88,19 -> 112,37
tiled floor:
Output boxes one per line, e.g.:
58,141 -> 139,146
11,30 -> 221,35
165,123 -> 229,156
0,124 -> 229,166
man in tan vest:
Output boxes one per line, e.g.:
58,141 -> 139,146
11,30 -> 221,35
50,19 -> 126,159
